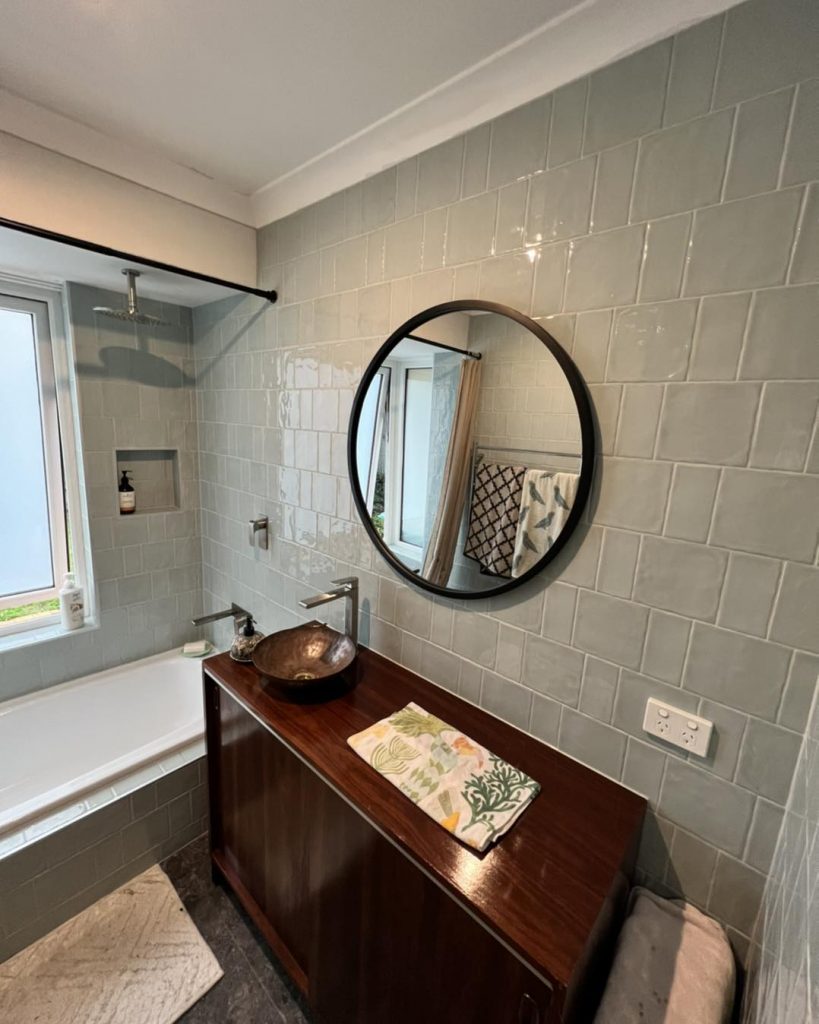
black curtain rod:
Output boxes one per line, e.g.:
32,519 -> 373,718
0,217 -> 277,304
405,333 -> 481,360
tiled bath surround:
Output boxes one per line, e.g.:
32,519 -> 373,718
195,0 -> 819,957
0,757 -> 208,962
0,283 -> 202,701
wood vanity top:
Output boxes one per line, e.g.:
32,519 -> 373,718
203,647 -> 645,994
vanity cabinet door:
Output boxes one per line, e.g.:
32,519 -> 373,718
309,780 -> 553,1024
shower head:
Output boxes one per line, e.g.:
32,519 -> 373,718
93,269 -> 170,326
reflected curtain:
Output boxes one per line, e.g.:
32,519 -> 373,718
421,357 -> 482,587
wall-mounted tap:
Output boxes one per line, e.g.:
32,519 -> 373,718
192,603 -> 251,634
299,577 -> 358,647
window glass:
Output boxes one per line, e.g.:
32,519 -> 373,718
400,367 -> 433,547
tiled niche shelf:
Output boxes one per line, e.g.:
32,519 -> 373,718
115,448 -> 180,515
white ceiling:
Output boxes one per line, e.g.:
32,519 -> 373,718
0,0 -> 740,228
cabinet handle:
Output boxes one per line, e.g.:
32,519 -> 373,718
518,992 -> 540,1024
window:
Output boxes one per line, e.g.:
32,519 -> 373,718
0,281 -> 86,639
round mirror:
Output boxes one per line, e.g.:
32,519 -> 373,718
348,300 -> 595,599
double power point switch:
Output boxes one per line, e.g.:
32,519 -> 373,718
642,698 -> 714,758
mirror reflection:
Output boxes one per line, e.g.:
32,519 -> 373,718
353,309 -> 587,595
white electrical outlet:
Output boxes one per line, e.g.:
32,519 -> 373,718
642,698 -> 714,757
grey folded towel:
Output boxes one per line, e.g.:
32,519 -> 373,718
594,887 -> 735,1024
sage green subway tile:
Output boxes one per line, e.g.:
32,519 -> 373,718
521,634 -> 584,706
778,652 -> 819,731
530,242 -> 568,316
591,141 -> 636,233
741,285 -> 819,380
688,292 -> 750,381
584,40 -> 671,153
697,699 -> 746,782
684,189 -> 802,295
714,0 -> 819,107
769,563 -> 819,654
664,465 -> 720,544
783,78 -> 819,186
488,96 -> 551,187
411,268 -> 453,310
664,16 -> 723,126
416,138 -> 463,213
394,158 -> 418,221
529,694 -> 562,746
641,609 -> 691,685
495,624 -> 525,681
548,78 -> 587,167
711,468 -> 819,562
540,581 -> 577,644
595,458 -> 672,533
596,529 -> 640,599
682,622 -> 790,719
361,167 -> 397,231
565,224 -> 644,311
744,800 -> 785,873
572,309 -> 612,383
622,738 -> 666,804
461,124 -> 491,198
791,184 -> 819,283
395,586 -> 432,639
573,590 -> 648,669
315,191 -> 346,248
657,383 -> 760,465
589,383 -> 622,456
480,671 -> 532,729
667,829 -> 718,908
452,610 -> 498,668
751,382 -> 819,470
445,191 -> 498,264
478,252 -> 534,311
608,300 -> 697,382
383,215 -> 423,279
551,524 -> 602,588
526,157 -> 595,244
632,111 -> 732,221
634,535 -> 727,620
579,656 -> 618,723
719,553 -> 781,638
708,854 -> 765,936
421,209 -> 447,271
614,670 -> 700,741
660,760 -> 754,857
495,180 -> 528,254
559,708 -> 626,779
725,89 -> 793,200
639,214 -> 691,302
736,719 -> 802,805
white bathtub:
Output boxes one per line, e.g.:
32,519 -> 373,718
0,649 -> 206,838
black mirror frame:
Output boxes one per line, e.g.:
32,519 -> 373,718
347,299 -> 596,600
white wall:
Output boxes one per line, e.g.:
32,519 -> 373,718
0,133 -> 257,286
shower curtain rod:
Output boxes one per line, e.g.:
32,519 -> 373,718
406,333 -> 481,359
0,217 -> 278,304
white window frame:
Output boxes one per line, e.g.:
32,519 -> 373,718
0,276 -> 91,641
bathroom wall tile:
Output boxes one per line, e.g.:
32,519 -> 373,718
664,465 -> 721,543
541,582 -> 577,644
698,699 -> 746,782
584,41 -> 671,153
572,309 -> 612,383
664,16 -> 723,126
526,158 -> 595,244
521,634 -> 584,706
559,708 -> 626,779
790,184 -> 819,283
548,79 -> 587,168
578,656 -> 619,723
495,181 -> 528,254
714,0 -> 819,106
530,243 -> 568,316
687,292 -> 751,381
660,760 -> 754,857
737,720 -> 802,805
684,189 -> 802,295
529,694 -> 562,746
667,829 -> 718,907
782,78 -> 819,185
711,469 -> 819,562
769,564 -> 819,654
495,624 -> 525,681
594,458 -> 672,533
744,800 -> 785,874
445,192 -> 498,264
632,111 -> 733,221
725,89 -> 793,200
657,383 -> 760,465
740,285 -> 819,380
573,590 -> 648,669
596,529 -> 640,598
461,124 -> 491,198
634,536 -> 726,620
416,137 -> 463,213
708,854 -> 765,936
591,142 -> 636,233
683,622 -> 790,719
478,253 -> 534,311
622,739 -> 666,804
361,168 -> 397,231
614,670 -> 700,741
383,215 -> 424,279
564,225 -> 644,311
608,300 -> 697,383
395,587 -> 432,639
480,671 -> 532,729
718,553 -> 781,637
590,384 -> 622,457
639,214 -> 691,303
452,610 -> 498,669
488,96 -> 550,187
778,652 -> 819,731
641,610 -> 691,684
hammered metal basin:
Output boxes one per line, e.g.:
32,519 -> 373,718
252,620 -> 356,689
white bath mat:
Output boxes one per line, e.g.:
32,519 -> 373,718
0,864 -> 223,1024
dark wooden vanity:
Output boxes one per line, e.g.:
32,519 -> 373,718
203,648 -> 645,1024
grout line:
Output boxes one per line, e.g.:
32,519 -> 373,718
776,83 -> 800,192
785,185 -> 810,285
718,104 -> 739,204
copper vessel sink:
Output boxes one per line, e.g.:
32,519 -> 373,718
251,620 -> 356,690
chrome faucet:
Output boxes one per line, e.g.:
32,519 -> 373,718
192,603 -> 251,633
299,577 -> 359,646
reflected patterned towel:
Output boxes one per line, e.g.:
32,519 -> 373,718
511,470 -> 579,578
348,703 -> 540,852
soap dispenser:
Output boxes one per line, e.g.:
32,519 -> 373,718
230,615 -> 264,662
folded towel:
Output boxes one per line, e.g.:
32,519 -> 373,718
463,461 -> 526,578
348,703 -> 540,852
593,887 -> 736,1024
512,470 -> 579,577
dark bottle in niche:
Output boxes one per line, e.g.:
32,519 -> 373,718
118,469 -> 135,515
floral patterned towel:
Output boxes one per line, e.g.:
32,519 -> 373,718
347,703 -> 540,852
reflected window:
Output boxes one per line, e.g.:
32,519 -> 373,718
400,367 -> 432,547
